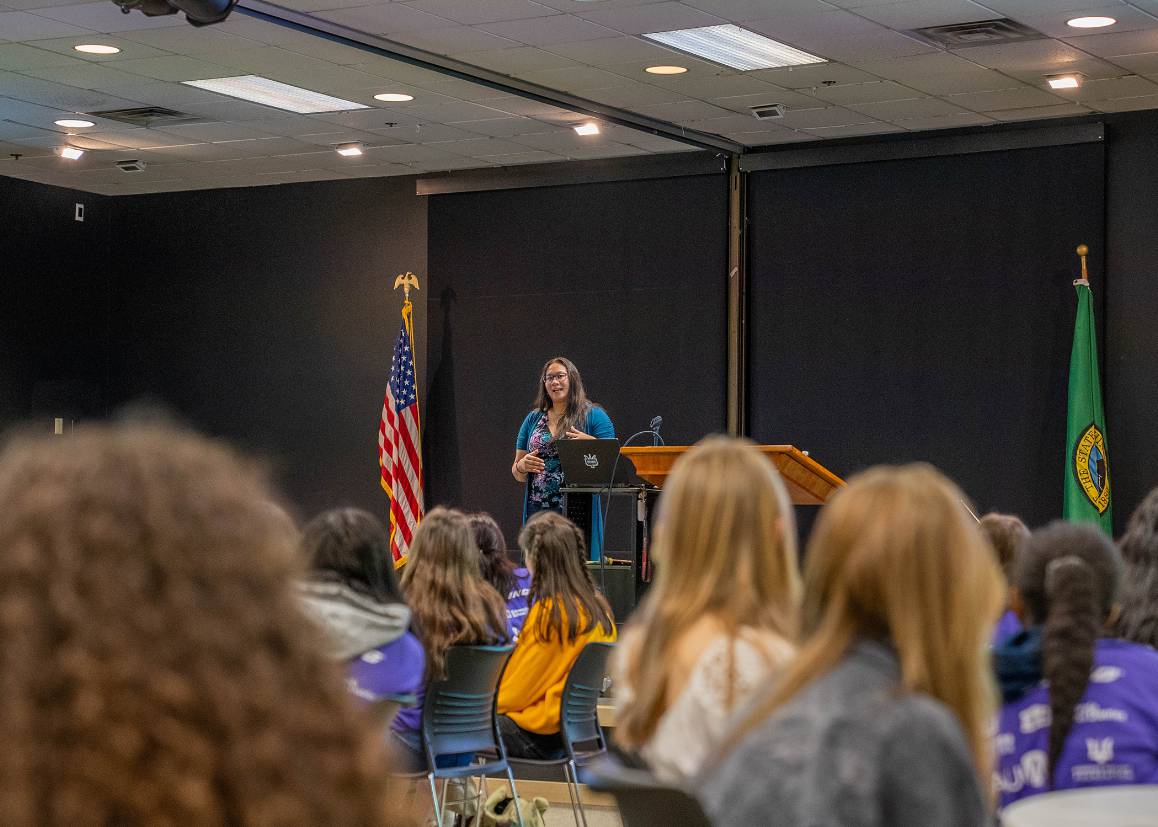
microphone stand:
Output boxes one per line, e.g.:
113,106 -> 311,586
595,429 -> 666,594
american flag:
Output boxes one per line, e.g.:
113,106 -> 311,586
379,302 -> 423,565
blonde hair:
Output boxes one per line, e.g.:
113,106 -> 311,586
615,436 -> 801,749
400,507 -> 509,680
728,463 -> 1003,781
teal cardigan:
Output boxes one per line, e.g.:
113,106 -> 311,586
516,406 -> 615,561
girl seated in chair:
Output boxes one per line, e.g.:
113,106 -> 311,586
498,511 -> 617,759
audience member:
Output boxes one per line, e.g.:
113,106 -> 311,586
980,512 -> 1030,645
994,521 -> 1158,809
497,512 -> 616,759
1112,487 -> 1158,648
613,436 -> 800,781
299,508 -> 425,726
396,507 -> 509,770
700,464 -> 1002,827
0,424 -> 394,824
469,512 -> 532,641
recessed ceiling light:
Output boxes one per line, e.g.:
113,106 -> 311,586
182,75 -> 369,114
573,122 -> 600,136
643,24 -> 825,71
335,142 -> 364,156
74,44 -> 120,55
59,146 -> 85,160
645,65 -> 688,75
1047,73 -> 1082,89
1067,16 -> 1116,28
374,92 -> 414,102
55,118 -> 95,128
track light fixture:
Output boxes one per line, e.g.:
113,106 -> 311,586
110,0 -> 237,27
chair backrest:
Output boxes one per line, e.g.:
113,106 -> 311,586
560,641 -> 614,757
582,759 -> 714,827
422,644 -> 514,766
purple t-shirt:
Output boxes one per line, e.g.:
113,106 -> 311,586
992,609 -> 1023,647
506,567 -> 532,642
344,630 -> 426,736
995,638 -> 1158,810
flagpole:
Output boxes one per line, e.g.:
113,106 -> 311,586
1075,244 -> 1089,285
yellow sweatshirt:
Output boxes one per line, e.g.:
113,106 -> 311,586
497,599 -> 617,734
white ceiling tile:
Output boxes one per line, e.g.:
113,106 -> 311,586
80,128 -> 189,148
367,122 -> 486,142
532,0 -> 673,10
1002,56 -> 1129,82
10,33 -> 170,59
398,99 -> 513,121
682,0 -> 836,20
312,3 -> 455,33
962,39 -> 1099,72
809,79 -> 922,104
1086,92 -> 1158,112
802,121 -> 902,137
902,69 -> 1019,95
734,129 -> 815,145
852,0 -> 998,30
623,70 -> 784,98
635,98 -> 734,120
507,127 -> 608,150
575,1 -> 727,35
979,0 -> 1125,15
709,87 -> 825,110
1108,52 -> 1158,74
30,2 -> 187,32
0,71 -> 141,109
403,0 -> 557,25
1052,73 -> 1158,101
0,0 -> 103,9
1063,28 -> 1158,58
987,102 -> 1092,121
151,121 -> 274,142
452,45 -> 577,73
442,116 -> 546,136
431,136 -> 536,156
365,141 -> 473,162
745,11 -> 937,62
893,111 -> 995,129
484,149 -> 567,164
848,95 -> 970,119
20,61 -> 153,89
111,55 -> 236,82
853,53 -> 1038,94
586,82 -> 692,106
388,25 -> 521,53
0,10 -> 92,40
686,113 -> 792,133
543,35 -> 678,65
946,85 -> 1069,111
478,14 -> 621,46
408,155 -> 492,171
0,42 -> 80,69
776,105 -> 875,127
521,64 -> 633,90
116,26 -> 263,55
748,62 -> 883,88
562,141 -> 651,159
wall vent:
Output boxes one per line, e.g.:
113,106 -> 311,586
86,106 -> 204,127
911,19 -> 1045,48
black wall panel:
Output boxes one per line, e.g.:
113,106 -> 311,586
0,177 -> 110,430
747,143 -> 1105,529
426,175 -> 729,547
106,177 -> 427,521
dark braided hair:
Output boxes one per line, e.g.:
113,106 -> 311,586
519,511 -> 613,644
468,512 -> 517,599
1015,521 -> 1122,787
1113,487 -> 1158,648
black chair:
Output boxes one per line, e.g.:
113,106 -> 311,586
389,644 -> 521,826
504,641 -> 616,827
581,758 -> 714,827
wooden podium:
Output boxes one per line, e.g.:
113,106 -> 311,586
620,445 -> 844,504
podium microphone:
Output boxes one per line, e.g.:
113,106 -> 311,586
649,415 -> 663,447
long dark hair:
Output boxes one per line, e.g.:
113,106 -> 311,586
531,356 -> 595,437
301,507 -> 405,604
519,512 -> 613,644
1113,487 -> 1158,648
469,512 -> 517,598
1015,521 -> 1122,786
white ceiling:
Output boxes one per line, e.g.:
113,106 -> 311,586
3,0 -> 1158,194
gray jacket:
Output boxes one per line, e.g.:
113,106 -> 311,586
698,640 -> 988,827
298,579 -> 411,661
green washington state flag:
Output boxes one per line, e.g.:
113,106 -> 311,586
1064,279 -> 1112,534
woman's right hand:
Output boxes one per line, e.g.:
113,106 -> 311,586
519,453 -> 545,475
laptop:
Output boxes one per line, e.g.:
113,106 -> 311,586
555,438 -> 636,487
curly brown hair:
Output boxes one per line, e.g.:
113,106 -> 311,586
0,423 -> 396,826
1113,486 -> 1158,648
979,512 -> 1029,583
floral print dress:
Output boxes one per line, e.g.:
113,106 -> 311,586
526,414 -> 564,511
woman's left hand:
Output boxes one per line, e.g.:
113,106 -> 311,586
566,427 -> 595,440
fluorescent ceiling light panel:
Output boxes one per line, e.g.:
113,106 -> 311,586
573,122 -> 600,135
59,146 -> 84,159
1048,74 -> 1081,89
642,24 -> 825,71
182,75 -> 369,114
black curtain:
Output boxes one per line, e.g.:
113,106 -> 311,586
426,174 -> 729,548
747,142 -> 1105,529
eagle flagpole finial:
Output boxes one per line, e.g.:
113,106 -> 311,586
393,272 -> 421,304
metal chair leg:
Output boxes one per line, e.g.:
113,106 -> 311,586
566,760 -> 588,827
505,767 -> 525,826
427,773 -> 442,826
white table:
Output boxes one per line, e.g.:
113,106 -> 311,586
1003,785 -> 1158,827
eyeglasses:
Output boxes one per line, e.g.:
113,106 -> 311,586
544,372 -> 568,383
